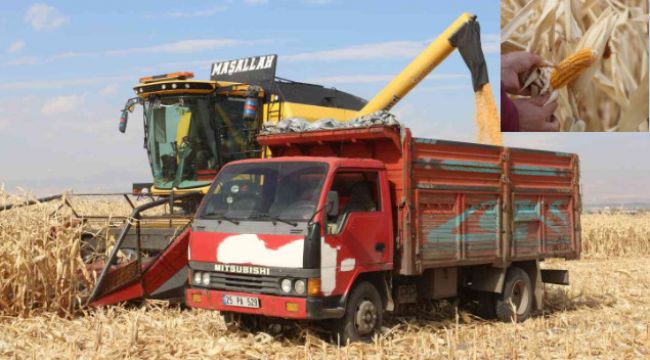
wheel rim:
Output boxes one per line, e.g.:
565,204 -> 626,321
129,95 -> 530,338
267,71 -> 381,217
511,279 -> 530,316
354,299 -> 378,336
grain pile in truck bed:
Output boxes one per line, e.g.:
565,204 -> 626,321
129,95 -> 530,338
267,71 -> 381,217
501,0 -> 649,132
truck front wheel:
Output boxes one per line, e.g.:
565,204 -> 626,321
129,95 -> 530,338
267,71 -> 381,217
496,267 -> 533,322
335,282 -> 383,344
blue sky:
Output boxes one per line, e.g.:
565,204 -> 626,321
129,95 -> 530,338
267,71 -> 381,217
0,1 -> 648,205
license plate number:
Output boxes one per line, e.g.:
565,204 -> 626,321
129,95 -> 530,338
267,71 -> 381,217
222,294 -> 260,308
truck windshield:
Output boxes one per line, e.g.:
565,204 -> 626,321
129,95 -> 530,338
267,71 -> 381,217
144,95 -> 258,189
199,162 -> 329,221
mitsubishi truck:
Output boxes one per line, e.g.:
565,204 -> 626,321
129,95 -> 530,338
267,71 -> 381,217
184,124 -> 581,342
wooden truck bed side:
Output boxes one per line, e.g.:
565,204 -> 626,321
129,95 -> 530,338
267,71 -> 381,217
402,133 -> 581,275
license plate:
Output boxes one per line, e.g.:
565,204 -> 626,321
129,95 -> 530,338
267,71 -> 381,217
222,294 -> 260,308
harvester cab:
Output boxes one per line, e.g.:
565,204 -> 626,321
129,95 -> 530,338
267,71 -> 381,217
118,71 -> 261,197
118,54 -> 366,201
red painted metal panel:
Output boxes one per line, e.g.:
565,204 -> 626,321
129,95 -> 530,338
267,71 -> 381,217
92,228 -> 191,306
417,191 -> 460,262
186,288 -> 308,319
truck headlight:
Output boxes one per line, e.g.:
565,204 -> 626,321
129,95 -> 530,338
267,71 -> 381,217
294,279 -> 306,294
193,271 -> 202,285
201,272 -> 211,286
280,278 -> 292,293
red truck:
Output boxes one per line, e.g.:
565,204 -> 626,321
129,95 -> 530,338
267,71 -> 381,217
183,124 -> 580,342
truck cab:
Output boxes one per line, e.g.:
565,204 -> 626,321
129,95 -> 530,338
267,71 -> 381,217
182,123 -> 581,343
186,156 -> 392,337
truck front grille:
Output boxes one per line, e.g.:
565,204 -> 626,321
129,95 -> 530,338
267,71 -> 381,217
207,272 -> 279,295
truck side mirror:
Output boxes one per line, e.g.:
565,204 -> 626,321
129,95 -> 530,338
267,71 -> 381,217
326,191 -> 339,217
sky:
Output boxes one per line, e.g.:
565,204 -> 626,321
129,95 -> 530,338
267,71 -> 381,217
0,0 -> 648,206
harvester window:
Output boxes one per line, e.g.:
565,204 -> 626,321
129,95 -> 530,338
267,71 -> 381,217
144,95 -> 219,189
214,97 -> 257,163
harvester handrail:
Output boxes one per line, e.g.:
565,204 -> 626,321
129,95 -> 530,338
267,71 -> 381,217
0,192 -> 147,213
0,193 -> 64,212
88,191 -> 200,304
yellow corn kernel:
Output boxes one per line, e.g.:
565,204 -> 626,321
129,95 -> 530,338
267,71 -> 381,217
550,48 -> 595,89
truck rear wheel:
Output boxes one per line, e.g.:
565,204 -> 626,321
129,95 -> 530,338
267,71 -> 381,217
496,267 -> 533,322
334,282 -> 383,344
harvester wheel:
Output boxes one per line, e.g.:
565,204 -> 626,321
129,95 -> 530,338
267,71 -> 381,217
334,282 -> 383,344
496,267 -> 533,322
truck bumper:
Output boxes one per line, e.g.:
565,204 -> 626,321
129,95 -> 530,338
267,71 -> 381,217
186,288 -> 344,320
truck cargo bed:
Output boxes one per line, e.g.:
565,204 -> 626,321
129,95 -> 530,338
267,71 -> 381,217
409,138 -> 580,274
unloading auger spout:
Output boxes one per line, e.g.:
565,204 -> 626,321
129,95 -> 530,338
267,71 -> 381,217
358,13 -> 489,116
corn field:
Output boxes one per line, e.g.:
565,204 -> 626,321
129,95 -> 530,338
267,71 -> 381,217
0,194 -> 649,358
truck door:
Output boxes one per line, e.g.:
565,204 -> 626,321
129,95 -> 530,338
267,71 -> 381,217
324,170 -> 392,284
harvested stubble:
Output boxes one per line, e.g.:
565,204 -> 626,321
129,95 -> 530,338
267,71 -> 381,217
1,195 -> 649,358
502,0 -> 649,132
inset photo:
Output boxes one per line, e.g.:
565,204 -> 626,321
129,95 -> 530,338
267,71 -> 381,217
501,0 -> 649,132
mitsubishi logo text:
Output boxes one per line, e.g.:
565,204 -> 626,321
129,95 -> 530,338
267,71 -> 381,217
214,264 -> 271,276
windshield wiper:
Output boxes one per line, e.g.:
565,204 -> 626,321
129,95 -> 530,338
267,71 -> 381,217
251,214 -> 297,227
270,216 -> 298,227
203,212 -> 240,225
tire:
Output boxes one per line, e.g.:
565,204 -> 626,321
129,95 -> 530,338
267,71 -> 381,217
496,267 -> 533,322
334,282 -> 383,344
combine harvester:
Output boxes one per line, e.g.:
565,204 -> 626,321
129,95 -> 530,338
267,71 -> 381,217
86,12 -> 504,307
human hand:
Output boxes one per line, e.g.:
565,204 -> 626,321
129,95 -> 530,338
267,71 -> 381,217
512,95 -> 560,132
501,51 -> 546,95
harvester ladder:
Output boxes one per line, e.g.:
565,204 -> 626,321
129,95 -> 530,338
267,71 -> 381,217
266,94 -> 282,123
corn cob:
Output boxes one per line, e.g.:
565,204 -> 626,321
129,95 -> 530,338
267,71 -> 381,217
550,48 -> 596,89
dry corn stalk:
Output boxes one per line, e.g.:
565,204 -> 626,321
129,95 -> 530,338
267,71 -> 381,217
502,0 -> 649,132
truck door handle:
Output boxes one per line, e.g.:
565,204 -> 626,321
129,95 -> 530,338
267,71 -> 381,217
375,243 -> 386,252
